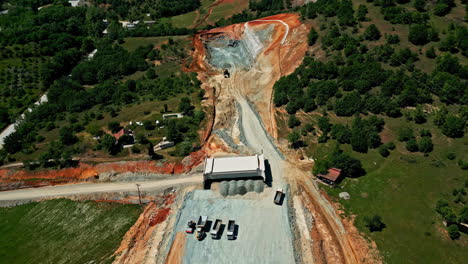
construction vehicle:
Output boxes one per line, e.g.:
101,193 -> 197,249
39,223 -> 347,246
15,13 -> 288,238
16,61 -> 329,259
223,69 -> 230,78
227,220 -> 236,240
210,219 -> 222,239
274,188 -> 284,205
186,220 -> 196,234
196,215 -> 208,240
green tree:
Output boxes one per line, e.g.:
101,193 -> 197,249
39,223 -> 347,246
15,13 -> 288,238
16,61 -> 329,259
442,115 -> 465,138
331,124 -> 351,144
308,28 -> 319,46
107,121 -> 121,133
398,127 -> 414,141
100,134 -> 121,155
166,119 -> 181,142
413,0 -> 425,11
59,126 -> 78,145
378,145 -> 390,157
447,224 -> 460,240
425,46 -> 436,58
178,97 -> 193,115
408,24 -> 430,45
287,130 -> 302,148
363,24 -> 381,41
418,137 -> 433,153
413,105 -> 426,124
406,139 -> 419,152
288,115 -> 301,128
317,116 -> 331,134
356,4 -> 368,21
86,124 -> 103,137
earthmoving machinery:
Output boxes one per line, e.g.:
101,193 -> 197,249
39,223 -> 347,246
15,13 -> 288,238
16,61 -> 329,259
227,220 -> 236,240
210,219 -> 222,239
274,188 -> 284,205
196,215 -> 208,240
186,220 -> 196,234
223,69 -> 230,78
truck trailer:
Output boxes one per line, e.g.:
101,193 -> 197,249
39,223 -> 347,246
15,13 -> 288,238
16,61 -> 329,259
227,220 -> 236,240
196,216 -> 208,240
210,219 -> 222,239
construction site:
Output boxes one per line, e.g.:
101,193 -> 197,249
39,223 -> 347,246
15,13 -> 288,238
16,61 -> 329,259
0,13 -> 382,264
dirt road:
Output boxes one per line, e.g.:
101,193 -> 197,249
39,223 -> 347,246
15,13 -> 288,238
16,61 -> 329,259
0,174 -> 202,201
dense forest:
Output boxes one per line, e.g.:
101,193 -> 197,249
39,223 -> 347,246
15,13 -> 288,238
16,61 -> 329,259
274,0 -> 467,253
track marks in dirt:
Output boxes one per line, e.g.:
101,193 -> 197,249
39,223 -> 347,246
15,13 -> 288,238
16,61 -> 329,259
165,232 -> 186,264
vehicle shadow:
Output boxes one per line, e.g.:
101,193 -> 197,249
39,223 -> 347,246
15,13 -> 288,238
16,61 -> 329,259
264,159 -> 273,187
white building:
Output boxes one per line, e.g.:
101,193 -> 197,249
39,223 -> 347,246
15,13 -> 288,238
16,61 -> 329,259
203,155 -> 266,183
68,0 -> 84,7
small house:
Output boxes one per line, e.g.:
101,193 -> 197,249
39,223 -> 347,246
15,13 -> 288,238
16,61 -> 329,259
317,168 -> 342,185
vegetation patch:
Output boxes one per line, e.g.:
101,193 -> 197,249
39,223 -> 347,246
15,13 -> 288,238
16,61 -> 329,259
0,199 -> 142,264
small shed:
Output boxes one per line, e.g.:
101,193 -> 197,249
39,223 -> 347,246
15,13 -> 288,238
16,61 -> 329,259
317,168 -> 342,185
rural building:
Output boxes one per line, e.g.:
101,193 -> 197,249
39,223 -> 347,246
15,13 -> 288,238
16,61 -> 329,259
113,128 -> 133,140
317,168 -> 342,185
68,0 -> 84,7
203,155 -> 266,187
154,137 -> 175,151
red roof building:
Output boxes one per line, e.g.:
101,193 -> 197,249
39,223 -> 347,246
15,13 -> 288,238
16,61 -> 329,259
317,168 -> 342,185
113,128 -> 131,140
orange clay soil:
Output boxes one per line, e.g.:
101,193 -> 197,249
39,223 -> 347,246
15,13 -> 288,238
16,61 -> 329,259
0,149 -> 206,191
113,193 -> 176,264
164,232 -> 186,264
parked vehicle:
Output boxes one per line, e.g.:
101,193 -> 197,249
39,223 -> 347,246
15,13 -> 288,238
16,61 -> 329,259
186,220 -> 196,234
196,216 -> 208,240
227,220 -> 236,240
274,188 -> 284,205
210,219 -> 222,239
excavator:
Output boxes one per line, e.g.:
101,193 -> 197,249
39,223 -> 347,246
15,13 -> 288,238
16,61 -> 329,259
223,69 -> 230,78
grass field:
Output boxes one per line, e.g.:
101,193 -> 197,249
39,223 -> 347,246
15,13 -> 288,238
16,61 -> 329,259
297,111 -> 468,264
0,199 -> 142,264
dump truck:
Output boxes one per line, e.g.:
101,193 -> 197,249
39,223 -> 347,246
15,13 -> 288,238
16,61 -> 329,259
185,220 -> 195,234
196,215 -> 208,240
210,219 -> 222,239
274,188 -> 284,205
227,220 -> 236,240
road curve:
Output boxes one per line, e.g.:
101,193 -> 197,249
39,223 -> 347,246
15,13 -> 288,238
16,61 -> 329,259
0,174 -> 203,201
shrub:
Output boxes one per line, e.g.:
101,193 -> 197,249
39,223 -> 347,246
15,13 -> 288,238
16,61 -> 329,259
386,142 -> 396,150
378,145 -> 390,157
364,215 -> 385,232
446,152 -> 456,160
447,224 -> 460,240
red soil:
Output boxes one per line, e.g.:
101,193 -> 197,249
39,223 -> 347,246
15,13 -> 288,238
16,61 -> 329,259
149,207 -> 171,226
0,149 -> 206,191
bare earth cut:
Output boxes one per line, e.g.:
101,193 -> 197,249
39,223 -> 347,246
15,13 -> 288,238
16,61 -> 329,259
158,13 -> 381,264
